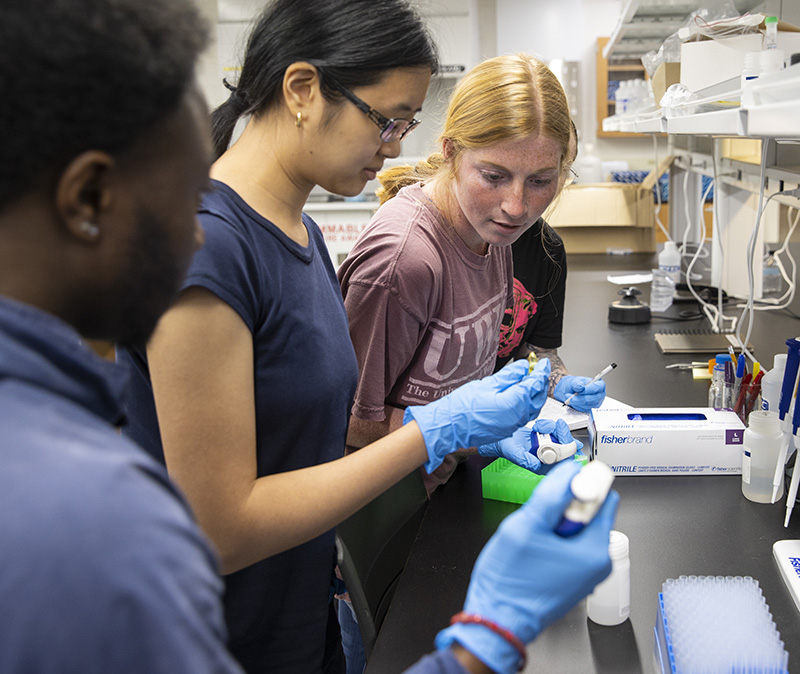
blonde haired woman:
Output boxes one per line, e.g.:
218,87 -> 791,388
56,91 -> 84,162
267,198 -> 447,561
338,54 -> 605,491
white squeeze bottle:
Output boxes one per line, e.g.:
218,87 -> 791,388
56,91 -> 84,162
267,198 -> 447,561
761,354 -> 787,412
586,530 -> 631,625
658,241 -> 681,285
742,410 -> 784,503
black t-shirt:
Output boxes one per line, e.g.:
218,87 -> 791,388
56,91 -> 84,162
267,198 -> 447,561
495,218 -> 567,371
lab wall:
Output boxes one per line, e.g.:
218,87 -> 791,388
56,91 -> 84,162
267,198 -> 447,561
195,0 -> 666,172
496,0 -> 667,172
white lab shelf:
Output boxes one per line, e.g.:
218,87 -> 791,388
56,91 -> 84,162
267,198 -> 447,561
602,66 -> 800,140
666,108 -> 746,136
747,100 -> 800,137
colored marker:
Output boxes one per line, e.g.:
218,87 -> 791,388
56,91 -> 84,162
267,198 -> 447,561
734,372 -> 752,418
733,353 -> 746,402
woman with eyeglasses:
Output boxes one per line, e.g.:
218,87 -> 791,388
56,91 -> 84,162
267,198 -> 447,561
337,55 -> 606,495
114,2 -> 557,673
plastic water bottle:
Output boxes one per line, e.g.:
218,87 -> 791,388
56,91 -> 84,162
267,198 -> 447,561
587,530 -> 630,625
658,241 -> 681,285
760,354 -> 787,412
615,81 -> 629,115
649,268 -> 674,312
742,410 -> 784,503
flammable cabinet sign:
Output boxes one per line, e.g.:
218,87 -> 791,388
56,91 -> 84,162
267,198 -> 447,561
588,408 -> 744,476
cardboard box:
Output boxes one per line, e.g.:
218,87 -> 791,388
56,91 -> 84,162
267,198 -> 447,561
680,33 -> 762,93
680,20 -> 800,93
544,156 -> 672,254
652,62 -> 680,106
588,407 -> 745,476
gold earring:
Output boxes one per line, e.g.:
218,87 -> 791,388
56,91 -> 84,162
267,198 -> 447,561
296,112 -> 303,128
79,221 -> 100,239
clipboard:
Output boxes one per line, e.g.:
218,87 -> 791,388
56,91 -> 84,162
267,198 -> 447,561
654,329 -> 752,354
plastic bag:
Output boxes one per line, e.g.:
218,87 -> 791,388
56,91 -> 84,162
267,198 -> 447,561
659,83 -> 701,116
640,0 -> 753,77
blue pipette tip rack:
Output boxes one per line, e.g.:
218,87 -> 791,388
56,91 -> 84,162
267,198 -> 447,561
653,575 -> 789,673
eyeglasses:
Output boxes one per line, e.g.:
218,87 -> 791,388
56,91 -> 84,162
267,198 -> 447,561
565,167 -> 579,186
331,81 -> 421,143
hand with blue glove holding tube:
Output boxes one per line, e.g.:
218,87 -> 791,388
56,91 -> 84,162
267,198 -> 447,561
404,358 -> 551,474
554,374 -> 606,413
529,418 -> 583,468
477,417 -> 583,473
429,461 -> 619,674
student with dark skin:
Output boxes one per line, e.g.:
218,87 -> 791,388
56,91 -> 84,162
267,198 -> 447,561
0,1 -> 617,673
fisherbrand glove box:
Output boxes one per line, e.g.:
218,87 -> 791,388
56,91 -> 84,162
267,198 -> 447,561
588,408 -> 745,476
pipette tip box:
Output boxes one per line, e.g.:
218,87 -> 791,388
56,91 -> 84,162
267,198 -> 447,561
481,453 -> 587,504
653,575 -> 789,674
589,407 -> 744,475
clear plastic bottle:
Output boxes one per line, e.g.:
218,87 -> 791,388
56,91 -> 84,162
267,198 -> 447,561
742,410 -> 784,503
764,16 -> 778,50
708,355 -> 726,408
760,17 -> 785,80
649,268 -> 674,313
761,354 -> 787,412
742,51 -> 761,89
587,530 -> 630,625
615,81 -> 629,115
658,241 -> 681,285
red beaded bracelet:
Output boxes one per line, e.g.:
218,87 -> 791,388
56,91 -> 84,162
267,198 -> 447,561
449,611 -> 527,672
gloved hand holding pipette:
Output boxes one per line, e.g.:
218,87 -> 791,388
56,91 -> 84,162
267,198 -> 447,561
555,364 -> 615,412
477,418 -> 583,473
405,358 -> 551,473
433,461 -> 619,674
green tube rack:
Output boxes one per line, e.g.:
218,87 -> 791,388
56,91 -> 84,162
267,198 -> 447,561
481,452 -> 588,505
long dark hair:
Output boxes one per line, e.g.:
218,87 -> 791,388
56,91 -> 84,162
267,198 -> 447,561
211,0 -> 439,158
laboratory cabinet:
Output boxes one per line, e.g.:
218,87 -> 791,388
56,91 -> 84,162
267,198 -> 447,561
596,37 -> 648,138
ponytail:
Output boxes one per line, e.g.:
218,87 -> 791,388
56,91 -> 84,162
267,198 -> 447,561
376,153 -> 447,205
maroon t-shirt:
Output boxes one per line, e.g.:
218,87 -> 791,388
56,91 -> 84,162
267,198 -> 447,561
338,182 -> 513,422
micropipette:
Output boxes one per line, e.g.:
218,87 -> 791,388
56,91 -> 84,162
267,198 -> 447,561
784,399 -> 800,527
778,338 -> 800,524
772,338 -> 800,505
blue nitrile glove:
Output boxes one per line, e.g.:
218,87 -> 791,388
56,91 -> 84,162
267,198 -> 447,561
477,426 -> 541,472
526,418 -> 584,474
478,419 -> 585,474
404,358 -> 551,474
434,461 -> 619,674
553,375 -> 606,413
531,418 -> 584,453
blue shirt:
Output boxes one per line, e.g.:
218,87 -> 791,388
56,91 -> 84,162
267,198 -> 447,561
0,295 -> 241,674
118,180 -> 359,673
